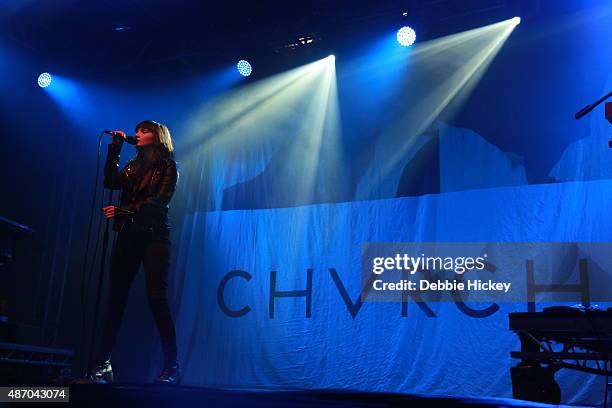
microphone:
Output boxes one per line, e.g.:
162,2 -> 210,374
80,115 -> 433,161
103,130 -> 138,145
574,105 -> 594,120
575,91 -> 612,120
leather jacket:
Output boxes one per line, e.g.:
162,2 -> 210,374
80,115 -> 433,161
104,141 -> 178,232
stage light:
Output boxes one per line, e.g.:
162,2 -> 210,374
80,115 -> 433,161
112,25 -> 131,32
237,60 -> 252,77
397,26 -> 417,47
511,16 -> 521,25
37,72 -> 52,88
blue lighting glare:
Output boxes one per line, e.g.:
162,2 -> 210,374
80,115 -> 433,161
237,60 -> 252,77
396,26 -> 417,47
38,72 -> 52,88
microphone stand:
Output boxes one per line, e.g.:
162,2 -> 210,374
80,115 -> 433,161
88,189 -> 114,370
86,136 -> 136,371
574,91 -> 612,120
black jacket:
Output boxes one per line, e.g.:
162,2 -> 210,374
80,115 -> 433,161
104,141 -> 178,232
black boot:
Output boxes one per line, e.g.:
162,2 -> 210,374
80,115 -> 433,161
154,361 -> 181,385
85,360 -> 114,383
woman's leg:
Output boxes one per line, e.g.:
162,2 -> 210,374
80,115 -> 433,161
142,230 -> 178,367
93,228 -> 144,365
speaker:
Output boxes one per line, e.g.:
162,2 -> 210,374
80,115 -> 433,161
0,216 -> 33,341
511,365 -> 561,405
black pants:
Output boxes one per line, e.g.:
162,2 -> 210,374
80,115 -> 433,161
94,223 -> 178,367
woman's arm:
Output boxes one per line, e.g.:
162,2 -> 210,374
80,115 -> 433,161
103,136 -> 127,190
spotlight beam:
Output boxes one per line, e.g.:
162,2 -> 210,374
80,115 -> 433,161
355,17 -> 521,199
180,56 -> 341,211
180,64 -> 321,157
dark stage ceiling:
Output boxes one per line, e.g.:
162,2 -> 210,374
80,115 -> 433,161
0,0 -> 604,79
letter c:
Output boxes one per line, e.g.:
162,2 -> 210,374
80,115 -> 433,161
217,270 -> 252,317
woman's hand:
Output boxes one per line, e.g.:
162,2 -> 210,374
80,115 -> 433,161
112,130 -> 127,144
102,205 -> 117,219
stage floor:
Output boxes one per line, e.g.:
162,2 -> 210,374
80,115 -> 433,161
62,383 -> 585,408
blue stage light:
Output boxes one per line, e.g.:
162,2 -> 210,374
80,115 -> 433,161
237,60 -> 252,77
37,72 -> 52,88
396,26 -> 417,47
